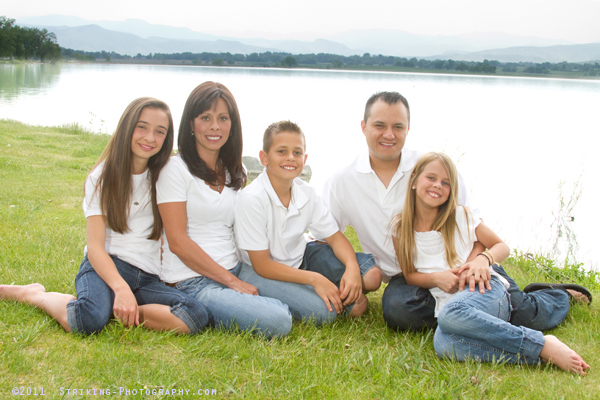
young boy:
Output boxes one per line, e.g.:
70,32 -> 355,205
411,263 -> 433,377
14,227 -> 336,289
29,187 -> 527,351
234,121 -> 382,324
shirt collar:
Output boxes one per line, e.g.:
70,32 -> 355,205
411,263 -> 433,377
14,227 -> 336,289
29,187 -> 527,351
259,171 -> 309,211
356,148 -> 416,175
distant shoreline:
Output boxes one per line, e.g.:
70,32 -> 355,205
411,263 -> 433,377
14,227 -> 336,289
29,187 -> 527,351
3,58 -> 599,81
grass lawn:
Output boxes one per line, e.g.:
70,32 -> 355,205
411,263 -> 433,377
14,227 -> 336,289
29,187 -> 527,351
1,119 -> 598,399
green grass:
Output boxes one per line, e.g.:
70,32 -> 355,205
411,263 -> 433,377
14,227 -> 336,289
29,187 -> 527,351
1,119 -> 599,399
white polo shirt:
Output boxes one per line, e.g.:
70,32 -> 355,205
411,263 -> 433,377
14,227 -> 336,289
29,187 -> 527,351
83,162 -> 161,276
156,155 -> 239,283
322,148 -> 480,279
235,171 -> 339,269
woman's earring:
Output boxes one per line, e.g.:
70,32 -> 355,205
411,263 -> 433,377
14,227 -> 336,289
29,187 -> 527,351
191,130 -> 195,136
412,186 -> 415,189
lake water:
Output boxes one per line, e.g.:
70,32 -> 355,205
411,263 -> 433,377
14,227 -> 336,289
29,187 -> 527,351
1,63 -> 599,270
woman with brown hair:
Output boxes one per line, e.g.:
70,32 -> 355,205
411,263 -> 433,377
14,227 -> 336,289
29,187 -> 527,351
157,82 -> 292,338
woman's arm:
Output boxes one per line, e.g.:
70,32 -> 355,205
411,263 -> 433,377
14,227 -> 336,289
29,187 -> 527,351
323,231 -> 362,305
86,215 -> 139,327
158,202 -> 258,295
247,249 -> 343,314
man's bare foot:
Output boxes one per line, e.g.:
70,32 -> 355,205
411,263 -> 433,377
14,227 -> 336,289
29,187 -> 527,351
540,335 -> 590,375
0,283 -> 46,302
349,294 -> 368,317
567,289 -> 591,305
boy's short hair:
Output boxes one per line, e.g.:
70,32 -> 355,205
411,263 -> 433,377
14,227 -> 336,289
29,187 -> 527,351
263,120 -> 306,152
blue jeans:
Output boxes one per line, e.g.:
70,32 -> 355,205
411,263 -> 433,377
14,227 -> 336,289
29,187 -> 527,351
174,262 -> 292,338
66,256 -> 209,335
434,276 -> 545,365
381,264 -> 570,331
240,242 -> 377,325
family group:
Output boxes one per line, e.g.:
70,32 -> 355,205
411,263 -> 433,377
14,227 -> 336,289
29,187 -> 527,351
1,81 -> 591,375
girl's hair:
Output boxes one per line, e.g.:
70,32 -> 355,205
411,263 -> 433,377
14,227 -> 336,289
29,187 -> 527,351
177,81 -> 246,190
392,152 -> 461,274
91,97 -> 174,240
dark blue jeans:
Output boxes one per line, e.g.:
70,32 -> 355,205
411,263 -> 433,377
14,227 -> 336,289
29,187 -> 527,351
66,256 -> 209,334
382,264 -> 569,332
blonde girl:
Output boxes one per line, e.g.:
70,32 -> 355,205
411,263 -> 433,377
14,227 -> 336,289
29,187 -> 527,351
392,152 -> 589,375
1,98 -> 208,335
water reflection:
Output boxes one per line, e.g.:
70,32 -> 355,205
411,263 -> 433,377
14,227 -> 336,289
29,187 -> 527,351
0,64 -> 63,101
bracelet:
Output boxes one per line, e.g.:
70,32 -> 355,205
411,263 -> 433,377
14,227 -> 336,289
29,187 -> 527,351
477,253 -> 492,266
483,250 -> 496,266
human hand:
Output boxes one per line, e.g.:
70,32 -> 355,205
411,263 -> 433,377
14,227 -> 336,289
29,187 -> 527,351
113,286 -> 139,327
340,268 -> 362,306
312,274 -> 343,314
433,268 -> 461,294
228,279 -> 259,296
458,256 -> 492,293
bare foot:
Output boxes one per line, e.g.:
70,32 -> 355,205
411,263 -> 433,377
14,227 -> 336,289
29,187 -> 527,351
540,335 -> 590,375
0,283 -> 46,302
567,289 -> 591,305
349,294 -> 368,317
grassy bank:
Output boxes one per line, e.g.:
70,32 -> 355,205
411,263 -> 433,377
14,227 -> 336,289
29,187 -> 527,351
1,119 -> 598,399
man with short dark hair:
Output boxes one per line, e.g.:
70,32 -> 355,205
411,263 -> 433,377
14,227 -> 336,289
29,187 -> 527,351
322,91 -> 587,331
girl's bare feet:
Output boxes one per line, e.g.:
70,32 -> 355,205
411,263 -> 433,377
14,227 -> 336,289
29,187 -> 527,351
1,283 -> 74,332
0,283 -> 46,302
349,293 -> 368,317
540,335 -> 590,375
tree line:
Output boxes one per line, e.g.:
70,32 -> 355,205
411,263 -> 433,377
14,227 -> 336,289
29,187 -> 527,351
83,50 -> 598,76
0,16 -> 61,62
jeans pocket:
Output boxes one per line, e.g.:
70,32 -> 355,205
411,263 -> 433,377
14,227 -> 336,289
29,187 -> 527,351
498,289 -> 511,321
177,276 -> 206,298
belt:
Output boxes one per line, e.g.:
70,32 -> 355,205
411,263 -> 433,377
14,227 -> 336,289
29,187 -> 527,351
165,281 -> 180,288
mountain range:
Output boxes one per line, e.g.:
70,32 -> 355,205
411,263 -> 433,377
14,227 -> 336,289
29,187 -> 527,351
17,15 -> 600,63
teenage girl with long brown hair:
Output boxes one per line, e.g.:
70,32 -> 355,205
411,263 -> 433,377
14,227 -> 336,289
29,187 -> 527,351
1,98 -> 208,335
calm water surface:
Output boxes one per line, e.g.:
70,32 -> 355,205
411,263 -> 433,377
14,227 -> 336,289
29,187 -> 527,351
1,63 -> 599,269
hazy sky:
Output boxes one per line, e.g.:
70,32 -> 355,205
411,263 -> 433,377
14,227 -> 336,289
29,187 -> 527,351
3,0 -> 600,43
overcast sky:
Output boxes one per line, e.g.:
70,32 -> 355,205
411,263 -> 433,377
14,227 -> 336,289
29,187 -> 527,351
3,0 -> 600,43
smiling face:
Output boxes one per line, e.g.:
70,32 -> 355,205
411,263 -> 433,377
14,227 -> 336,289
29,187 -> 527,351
361,100 -> 409,166
259,131 -> 307,184
130,107 -> 169,173
413,159 -> 451,211
191,98 -> 231,159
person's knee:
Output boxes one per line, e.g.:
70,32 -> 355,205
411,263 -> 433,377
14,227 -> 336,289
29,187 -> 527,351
363,267 -> 382,292
72,302 -> 111,334
173,300 -> 210,334
382,287 -> 434,331
382,304 -> 432,331
266,311 -> 293,338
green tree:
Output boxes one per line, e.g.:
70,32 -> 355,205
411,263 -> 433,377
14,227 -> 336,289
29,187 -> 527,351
0,16 -> 18,57
332,60 -> 342,68
212,58 -> 225,66
281,56 -> 297,68
37,29 -> 61,62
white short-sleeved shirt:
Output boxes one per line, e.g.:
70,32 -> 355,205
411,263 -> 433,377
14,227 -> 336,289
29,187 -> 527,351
83,162 -> 161,275
322,148 -> 480,280
235,171 -> 339,269
156,155 -> 239,283
409,206 -> 508,316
